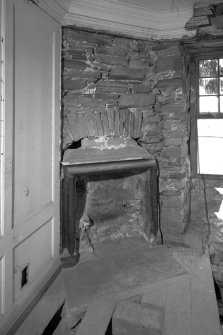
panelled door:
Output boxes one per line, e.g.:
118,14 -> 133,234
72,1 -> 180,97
0,0 -> 60,332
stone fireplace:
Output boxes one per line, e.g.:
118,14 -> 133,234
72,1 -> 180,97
61,27 -> 192,263
61,132 -> 157,266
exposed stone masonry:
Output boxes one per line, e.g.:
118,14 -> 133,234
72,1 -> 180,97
62,27 -> 190,244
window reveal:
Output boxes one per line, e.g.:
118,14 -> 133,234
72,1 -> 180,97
195,57 -> 223,175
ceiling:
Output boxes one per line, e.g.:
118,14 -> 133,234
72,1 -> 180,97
102,0 -> 195,11
43,0 -> 223,39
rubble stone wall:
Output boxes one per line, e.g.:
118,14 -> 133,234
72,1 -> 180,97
62,27 -> 190,244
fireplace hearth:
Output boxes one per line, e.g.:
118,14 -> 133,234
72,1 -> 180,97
61,136 -> 158,267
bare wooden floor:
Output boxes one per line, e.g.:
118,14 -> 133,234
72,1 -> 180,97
60,237 -> 222,335
15,236 -> 222,335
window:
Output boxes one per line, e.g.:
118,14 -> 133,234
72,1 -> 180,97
191,54 -> 223,176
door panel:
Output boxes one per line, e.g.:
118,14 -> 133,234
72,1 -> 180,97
0,256 -> 5,314
0,0 -> 61,332
14,219 -> 54,301
14,2 -> 55,226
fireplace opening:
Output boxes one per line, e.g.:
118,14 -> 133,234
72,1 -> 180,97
76,169 -> 153,254
61,136 -> 158,267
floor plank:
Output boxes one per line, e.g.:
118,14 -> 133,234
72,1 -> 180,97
15,273 -> 65,335
191,254 -> 222,335
75,298 -> 117,335
164,275 -> 191,335
61,240 -> 222,335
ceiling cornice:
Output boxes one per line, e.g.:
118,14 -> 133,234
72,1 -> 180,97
38,0 -> 72,23
39,0 -> 197,39
62,0 -> 196,39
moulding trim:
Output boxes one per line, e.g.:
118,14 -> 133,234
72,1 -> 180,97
38,0 -> 197,39
38,0 -> 72,23
62,0 -> 196,39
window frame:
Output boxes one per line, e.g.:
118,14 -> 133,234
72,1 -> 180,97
190,50 -> 223,178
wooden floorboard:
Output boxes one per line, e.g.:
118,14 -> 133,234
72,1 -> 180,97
190,254 -> 222,335
61,242 -> 222,335
141,252 -> 222,335
164,275 -> 191,335
75,298 -> 116,335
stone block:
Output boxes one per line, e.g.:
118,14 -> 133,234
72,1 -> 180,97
114,108 -> 120,136
154,102 -> 161,112
162,128 -> 188,138
163,137 -> 183,146
85,111 -> 98,137
64,69 -> 101,81
95,54 -> 128,66
157,78 -> 186,103
194,3 -> 213,17
161,112 -> 188,121
63,58 -> 90,71
129,57 -> 151,69
156,55 -> 182,74
66,112 -> 89,141
94,93 -> 119,104
96,45 -> 127,56
112,300 -> 164,335
113,38 -> 139,53
160,103 -> 186,115
96,80 -> 129,94
156,45 -> 180,58
160,146 -> 181,161
80,96 -> 106,108
133,109 -> 143,138
160,208 -> 186,234
162,231 -> 185,245
123,109 -> 130,137
63,93 -> 82,110
144,114 -> 161,123
145,143 -> 162,154
160,170 -> 187,179
185,15 -> 209,30
109,66 -> 145,81
160,178 -> 187,192
210,250 -> 223,265
161,189 -> 182,196
63,48 -> 88,60
162,122 -> 188,137
93,110 -> 104,136
118,93 -> 155,108
162,120 -> 184,130
62,118 -> 74,147
63,29 -> 111,46
141,135 -> 161,144
133,82 -> 151,93
63,78 -> 87,90
107,108 -> 116,134
129,111 -> 135,138
159,160 -> 182,169
141,123 -> 159,138
100,111 -> 110,135
119,109 -> 125,136
184,228 -> 205,254
159,90 -> 186,104
161,195 -> 185,208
